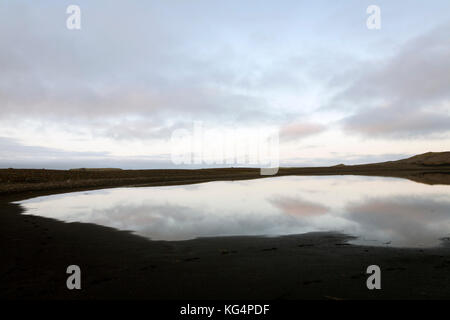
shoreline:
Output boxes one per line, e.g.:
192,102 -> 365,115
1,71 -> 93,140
1,165 -> 450,197
2,172 -> 450,299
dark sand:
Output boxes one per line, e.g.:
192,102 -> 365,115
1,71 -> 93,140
2,193 -> 450,300
1,152 -> 450,300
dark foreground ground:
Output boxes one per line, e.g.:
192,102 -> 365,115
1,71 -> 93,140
1,197 -> 450,300
1,152 -> 450,300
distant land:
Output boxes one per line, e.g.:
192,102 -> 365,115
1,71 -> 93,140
0,151 -> 449,195
1,152 -> 450,300
384,151 -> 450,166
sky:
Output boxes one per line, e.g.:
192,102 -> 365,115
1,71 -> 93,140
0,0 -> 449,169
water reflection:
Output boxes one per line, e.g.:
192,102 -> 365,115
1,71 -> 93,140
270,197 -> 329,217
17,176 -> 450,247
347,196 -> 450,247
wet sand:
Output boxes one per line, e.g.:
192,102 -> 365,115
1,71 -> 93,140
2,193 -> 450,300
2,154 -> 450,300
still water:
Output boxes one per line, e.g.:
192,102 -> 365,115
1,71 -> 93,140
16,176 -> 450,247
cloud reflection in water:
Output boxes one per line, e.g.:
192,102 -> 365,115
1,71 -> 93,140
17,176 -> 450,247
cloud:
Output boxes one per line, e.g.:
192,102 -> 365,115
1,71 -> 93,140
1,1 -> 450,167
343,107 -> 450,138
96,120 -> 186,141
335,23 -> 450,137
270,197 -> 328,217
0,1 -> 278,124
0,137 -> 107,159
0,136 -> 175,169
280,122 -> 325,141
0,2 -> 343,127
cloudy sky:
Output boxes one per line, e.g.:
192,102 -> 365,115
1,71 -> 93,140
1,0 -> 449,169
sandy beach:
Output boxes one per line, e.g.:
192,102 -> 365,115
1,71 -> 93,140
2,198 -> 450,300
2,156 -> 450,300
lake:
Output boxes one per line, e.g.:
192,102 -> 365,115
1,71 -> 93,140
16,175 -> 450,248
